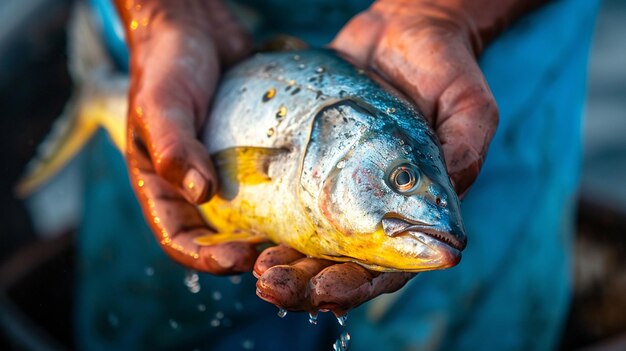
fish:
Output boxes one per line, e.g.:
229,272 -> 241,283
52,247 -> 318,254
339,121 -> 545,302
196,49 -> 467,272
16,12 -> 466,272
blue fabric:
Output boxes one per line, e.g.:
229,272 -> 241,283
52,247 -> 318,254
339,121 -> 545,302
79,0 -> 600,350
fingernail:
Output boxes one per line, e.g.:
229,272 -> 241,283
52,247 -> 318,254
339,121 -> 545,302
182,168 -> 207,203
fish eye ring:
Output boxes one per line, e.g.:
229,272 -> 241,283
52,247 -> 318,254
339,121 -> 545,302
388,164 -> 420,193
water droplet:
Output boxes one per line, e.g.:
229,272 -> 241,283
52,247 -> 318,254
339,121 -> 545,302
216,311 -> 224,319
276,106 -> 287,119
402,145 -> 412,154
386,107 -> 397,114
293,54 -> 301,61
169,319 -> 179,330
144,266 -> 154,276
266,128 -> 275,137
336,314 -> 348,327
210,319 -> 220,327
315,66 -> 325,73
229,276 -> 242,285
197,304 -> 206,312
277,308 -> 288,318
107,313 -> 119,327
308,312 -> 318,325
262,88 -> 276,102
333,332 -> 351,351
184,270 -> 201,294
336,161 -> 346,169
212,291 -> 222,301
242,339 -> 255,350
298,63 -> 306,70
234,302 -> 244,311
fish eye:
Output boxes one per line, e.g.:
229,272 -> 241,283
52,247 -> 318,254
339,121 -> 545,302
388,163 -> 420,193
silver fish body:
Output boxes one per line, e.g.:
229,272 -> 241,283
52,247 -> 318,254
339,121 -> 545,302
201,49 -> 466,272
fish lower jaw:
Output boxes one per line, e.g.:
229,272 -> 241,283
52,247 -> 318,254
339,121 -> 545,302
401,227 -> 465,252
398,231 -> 462,268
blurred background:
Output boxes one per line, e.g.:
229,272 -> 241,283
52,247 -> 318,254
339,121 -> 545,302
0,0 -> 624,350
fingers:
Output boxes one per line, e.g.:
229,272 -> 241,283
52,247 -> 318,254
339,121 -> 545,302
310,264 -> 414,316
127,131 -> 259,274
253,244 -> 306,278
256,258 -> 334,311
255,253 -> 415,315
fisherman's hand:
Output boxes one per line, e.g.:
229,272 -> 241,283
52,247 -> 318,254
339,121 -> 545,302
113,0 -> 256,273
254,245 -> 415,315
254,0 -> 545,313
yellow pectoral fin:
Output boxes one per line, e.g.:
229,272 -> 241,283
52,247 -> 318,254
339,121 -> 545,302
193,231 -> 267,246
212,146 -> 288,200
212,146 -> 288,185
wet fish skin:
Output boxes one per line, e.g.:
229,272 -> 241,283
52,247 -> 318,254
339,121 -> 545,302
199,49 -> 466,272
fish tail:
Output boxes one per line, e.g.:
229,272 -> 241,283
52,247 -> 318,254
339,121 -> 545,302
14,3 -> 129,198
15,98 -> 99,197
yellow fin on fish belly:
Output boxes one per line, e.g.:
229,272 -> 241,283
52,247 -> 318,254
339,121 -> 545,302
193,231 -> 267,246
212,146 -> 288,200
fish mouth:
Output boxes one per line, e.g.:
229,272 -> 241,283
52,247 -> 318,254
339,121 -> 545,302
381,216 -> 466,251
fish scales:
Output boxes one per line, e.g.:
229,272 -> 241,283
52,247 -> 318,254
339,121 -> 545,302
201,49 -> 466,272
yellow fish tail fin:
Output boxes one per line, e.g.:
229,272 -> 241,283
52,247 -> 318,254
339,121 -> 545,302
15,84 -> 128,198
15,3 -> 129,198
14,97 -> 94,198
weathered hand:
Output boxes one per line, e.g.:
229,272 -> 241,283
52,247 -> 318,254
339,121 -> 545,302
114,0 -> 258,273
253,0 -> 546,313
332,1 -> 501,196
254,245 -> 415,316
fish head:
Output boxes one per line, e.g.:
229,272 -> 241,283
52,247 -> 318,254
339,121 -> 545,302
302,99 -> 466,272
